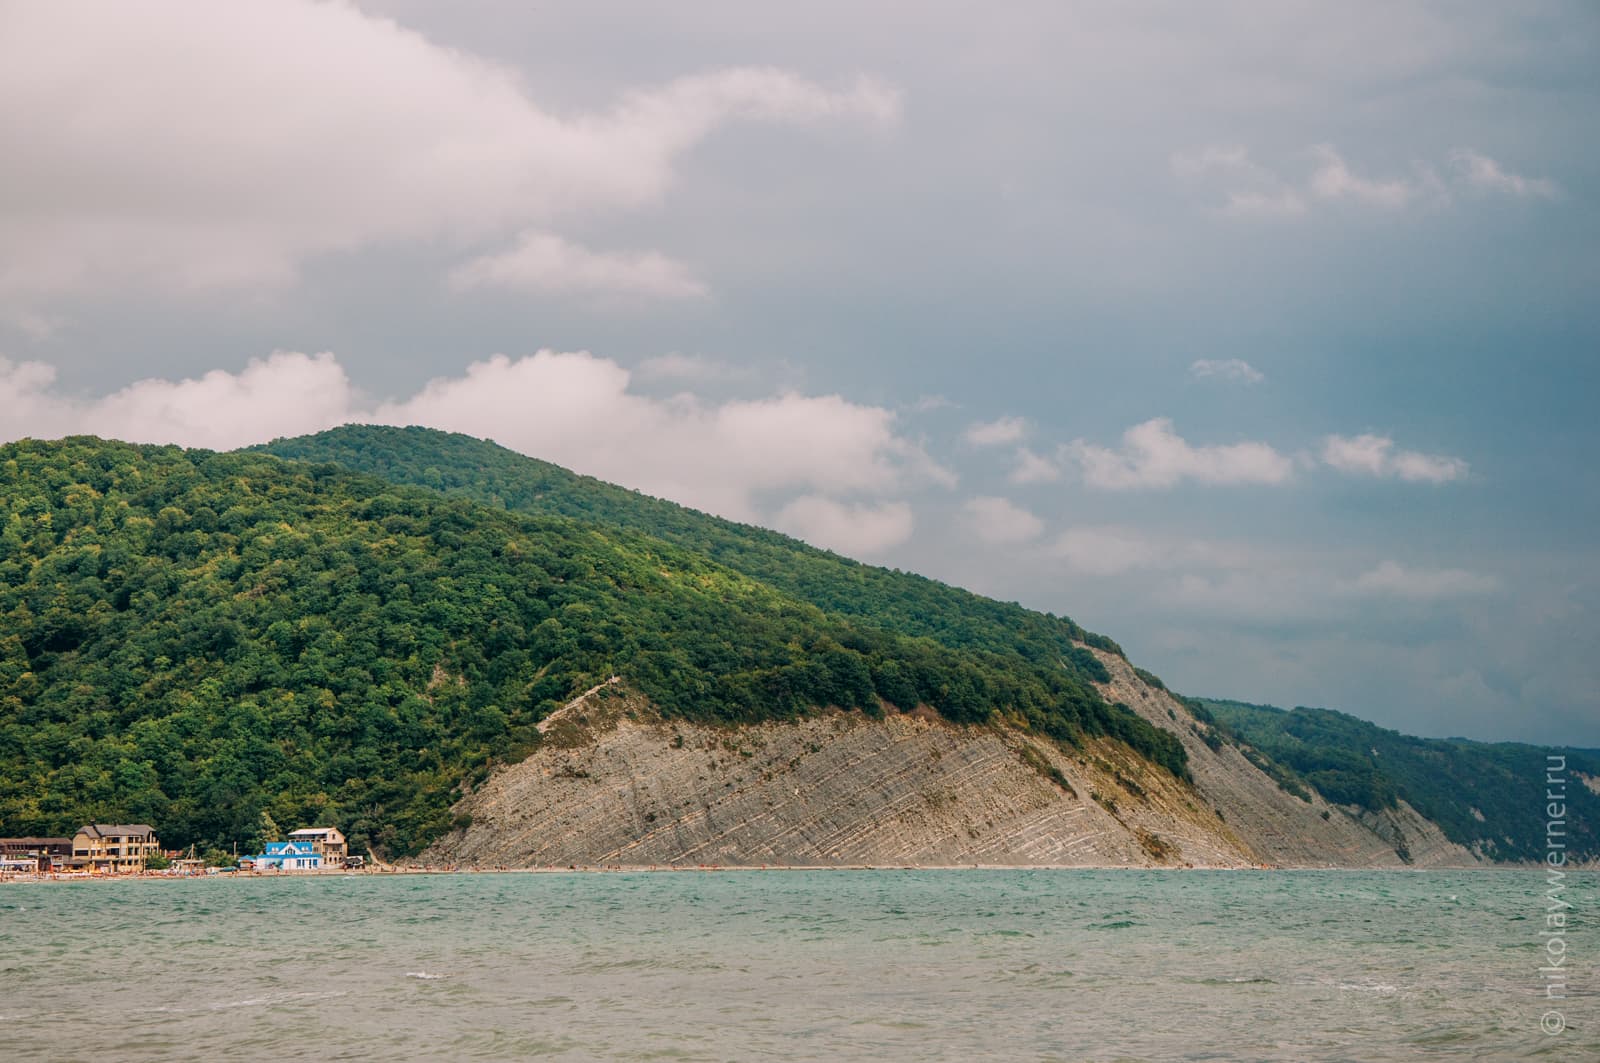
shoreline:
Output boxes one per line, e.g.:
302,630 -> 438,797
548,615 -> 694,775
3,860 -> 1553,883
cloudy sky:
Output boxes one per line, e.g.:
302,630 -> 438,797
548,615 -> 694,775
3,1 -> 1597,745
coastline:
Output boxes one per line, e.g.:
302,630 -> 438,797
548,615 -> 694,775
4,858 -> 1545,884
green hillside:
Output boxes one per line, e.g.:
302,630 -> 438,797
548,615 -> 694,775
256,425 -> 1129,669
255,425 -> 1600,864
0,436 -> 1183,857
1199,698 -> 1600,862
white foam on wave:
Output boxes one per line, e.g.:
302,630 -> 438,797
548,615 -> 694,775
213,996 -> 270,1009
208,989 -> 349,1010
406,971 -> 446,980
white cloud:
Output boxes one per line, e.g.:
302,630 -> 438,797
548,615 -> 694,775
1307,145 -> 1415,208
1321,434 -> 1468,483
1351,561 -> 1498,599
1170,145 -> 1306,216
1389,450 -> 1470,484
0,349 -> 950,527
449,232 -> 708,299
774,495 -> 914,556
1189,358 -> 1264,384
1008,447 -> 1061,485
0,2 -> 898,308
376,352 -> 953,519
1069,417 -> 1294,489
1320,434 -> 1392,477
1450,150 -> 1558,199
1175,143 -> 1554,217
0,351 -> 356,451
963,496 -> 1044,546
963,416 -> 1028,447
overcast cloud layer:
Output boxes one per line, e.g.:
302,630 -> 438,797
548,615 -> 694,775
2,0 -> 1596,745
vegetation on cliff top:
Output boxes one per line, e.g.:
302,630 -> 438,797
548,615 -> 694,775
1199,698 -> 1600,862
0,435 -> 1183,856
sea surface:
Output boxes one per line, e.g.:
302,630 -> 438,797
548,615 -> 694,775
1,869 -> 1592,1061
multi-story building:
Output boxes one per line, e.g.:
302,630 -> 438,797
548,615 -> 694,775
286,826 -> 348,868
242,839 -> 322,871
0,838 -> 71,871
71,824 -> 160,873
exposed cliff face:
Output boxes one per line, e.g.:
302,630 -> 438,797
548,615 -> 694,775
1085,648 -> 1478,869
421,660 -> 1482,870
424,683 -> 1244,868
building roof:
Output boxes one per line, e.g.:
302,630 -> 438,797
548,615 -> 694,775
0,837 -> 72,846
249,852 -> 321,864
287,827 -> 342,837
76,824 -> 157,839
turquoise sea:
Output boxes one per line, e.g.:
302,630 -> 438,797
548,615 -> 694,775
1,869 -> 1592,1061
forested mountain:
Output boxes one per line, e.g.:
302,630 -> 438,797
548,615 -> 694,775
0,436 -> 1181,857
1198,698 -> 1600,862
5,427 -> 1587,865
257,426 -> 1132,669
255,426 -> 1600,865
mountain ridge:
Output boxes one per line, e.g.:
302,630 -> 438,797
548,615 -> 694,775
0,433 -> 1176,857
2,426 -> 1587,866
262,425 -> 1593,865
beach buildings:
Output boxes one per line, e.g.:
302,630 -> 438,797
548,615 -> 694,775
0,838 -> 71,872
70,824 -> 160,873
286,826 -> 348,868
239,826 -> 351,870
2,822 -> 359,875
242,839 -> 322,870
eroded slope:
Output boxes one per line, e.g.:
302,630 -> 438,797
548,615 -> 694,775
1087,648 -> 1479,868
426,659 -> 1483,869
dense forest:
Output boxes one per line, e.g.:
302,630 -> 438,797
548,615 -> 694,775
0,436 -> 1183,857
1199,698 -> 1600,862
255,426 -> 1130,669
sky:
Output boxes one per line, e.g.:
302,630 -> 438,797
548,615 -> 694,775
2,1 -> 1597,745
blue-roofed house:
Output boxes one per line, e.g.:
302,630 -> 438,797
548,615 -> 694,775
243,840 -> 323,871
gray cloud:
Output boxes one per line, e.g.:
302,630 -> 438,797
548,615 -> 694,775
1173,143 -> 1559,217
1350,560 -> 1499,599
1,0 -> 1593,743
0,2 -> 896,315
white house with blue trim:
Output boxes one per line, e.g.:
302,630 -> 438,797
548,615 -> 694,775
244,840 -> 322,871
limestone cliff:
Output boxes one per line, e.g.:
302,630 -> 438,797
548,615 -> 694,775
421,659 -> 1481,869
1085,647 -> 1476,868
